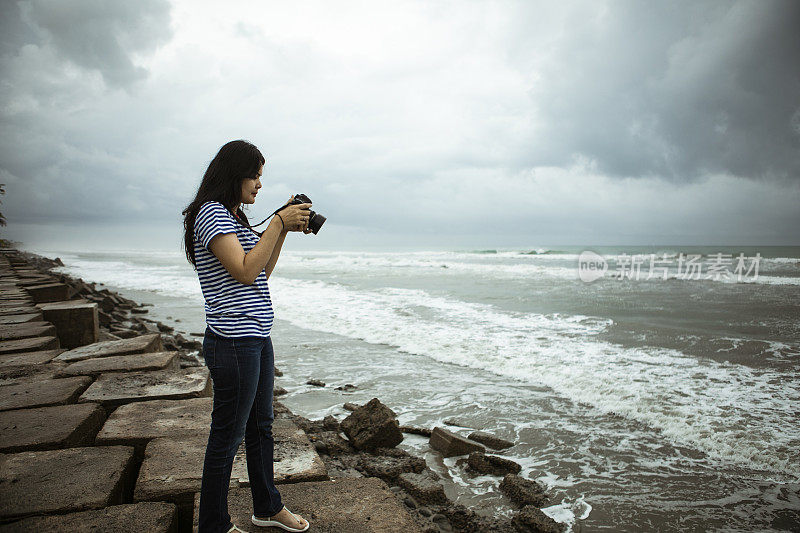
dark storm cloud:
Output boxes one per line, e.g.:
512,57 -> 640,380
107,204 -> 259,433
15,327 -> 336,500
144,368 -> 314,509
516,0 -> 800,182
21,0 -> 172,88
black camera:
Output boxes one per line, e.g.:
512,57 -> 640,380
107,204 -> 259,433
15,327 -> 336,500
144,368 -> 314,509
289,193 -> 326,234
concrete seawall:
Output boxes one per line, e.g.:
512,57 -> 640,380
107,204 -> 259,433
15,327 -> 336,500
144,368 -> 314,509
0,248 -> 564,533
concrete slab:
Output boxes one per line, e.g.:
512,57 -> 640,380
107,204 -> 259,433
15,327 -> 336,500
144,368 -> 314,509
0,366 -> 60,387
57,350 -> 178,378
36,300 -> 99,348
0,312 -> 43,324
0,375 -> 92,411
0,445 -> 135,521
0,299 -> 33,307
96,397 -> 212,447
0,306 -> 40,316
0,349 -> 63,369
56,333 -> 162,363
0,322 -> 57,341
134,419 -> 328,505
231,418 -> 329,486
0,335 -> 59,355
0,501 -> 177,533
24,282 -> 69,303
79,366 -> 210,408
193,477 -> 422,533
0,402 -> 106,452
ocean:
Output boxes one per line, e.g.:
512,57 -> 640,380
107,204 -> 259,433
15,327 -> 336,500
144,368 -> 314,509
27,244 -> 800,532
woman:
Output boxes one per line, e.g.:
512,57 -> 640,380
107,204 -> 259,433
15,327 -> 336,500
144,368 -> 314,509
182,140 -> 311,533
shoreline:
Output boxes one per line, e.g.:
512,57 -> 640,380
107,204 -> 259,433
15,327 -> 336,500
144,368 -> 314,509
2,248 -> 567,533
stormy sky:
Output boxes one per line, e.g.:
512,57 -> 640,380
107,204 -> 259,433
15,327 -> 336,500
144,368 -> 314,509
1,0 -> 798,251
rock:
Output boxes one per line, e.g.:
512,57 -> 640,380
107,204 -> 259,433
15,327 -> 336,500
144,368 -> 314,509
0,446 -> 135,520
96,397 -> 212,447
156,322 -> 174,333
0,376 -> 92,412
443,418 -> 470,427
99,296 -> 115,313
397,472 -> 448,505
429,427 -> 485,458
0,336 -> 59,356
274,386 -> 288,396
499,474 -> 548,507
0,349 -> 62,369
0,502 -> 177,533
307,430 -> 354,456
343,402 -> 360,411
356,453 -> 426,483
56,333 -> 163,363
468,430 -> 515,450
512,505 -> 564,533
78,367 -> 211,408
193,477 -> 423,533
131,308 -> 148,314
306,378 -> 325,387
56,351 -> 178,378
432,513 -> 453,532
0,403 -> 106,453
25,282 -> 69,303
335,383 -> 357,391
322,415 -> 339,431
340,398 -> 403,451
274,366 -> 283,376
400,425 -> 433,437
464,451 -> 521,476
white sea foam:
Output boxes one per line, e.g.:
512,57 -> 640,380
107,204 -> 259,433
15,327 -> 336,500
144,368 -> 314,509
42,249 -> 800,478
267,277 -> 800,478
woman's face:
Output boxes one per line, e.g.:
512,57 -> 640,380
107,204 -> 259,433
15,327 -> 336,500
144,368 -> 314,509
240,164 -> 263,205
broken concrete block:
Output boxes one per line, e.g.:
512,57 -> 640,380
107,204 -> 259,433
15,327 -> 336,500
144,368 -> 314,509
79,367 -> 210,408
194,477 -> 422,533
0,349 -> 63,369
0,335 -> 59,355
0,322 -> 57,341
56,351 -> 178,378
0,501 -> 177,533
0,375 -> 91,411
36,300 -> 99,348
96,397 -> 211,448
24,282 -> 69,303
0,402 -> 106,453
0,311 -> 44,325
56,333 -> 162,363
231,418 -> 329,486
429,426 -> 485,457
0,445 -> 135,520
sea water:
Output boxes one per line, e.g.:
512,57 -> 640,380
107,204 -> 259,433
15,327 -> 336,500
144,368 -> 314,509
29,245 -> 800,531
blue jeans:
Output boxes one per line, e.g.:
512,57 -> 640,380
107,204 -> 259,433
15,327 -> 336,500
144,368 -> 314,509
198,327 -> 283,533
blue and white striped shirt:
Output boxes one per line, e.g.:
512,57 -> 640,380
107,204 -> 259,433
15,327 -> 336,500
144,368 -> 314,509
194,201 -> 274,337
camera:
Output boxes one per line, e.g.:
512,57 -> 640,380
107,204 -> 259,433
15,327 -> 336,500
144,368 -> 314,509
288,193 -> 326,234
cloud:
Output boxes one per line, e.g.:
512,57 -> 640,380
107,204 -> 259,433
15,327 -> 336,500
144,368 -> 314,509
514,0 -> 800,182
19,0 -> 172,88
0,0 -> 798,249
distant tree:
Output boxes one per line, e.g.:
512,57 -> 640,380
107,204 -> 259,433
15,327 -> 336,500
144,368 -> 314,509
0,183 -> 5,227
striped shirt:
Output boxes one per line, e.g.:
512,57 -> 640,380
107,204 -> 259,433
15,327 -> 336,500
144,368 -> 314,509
194,201 -> 274,337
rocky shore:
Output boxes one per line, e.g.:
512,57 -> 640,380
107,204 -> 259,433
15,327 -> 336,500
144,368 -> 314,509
0,248 -> 564,533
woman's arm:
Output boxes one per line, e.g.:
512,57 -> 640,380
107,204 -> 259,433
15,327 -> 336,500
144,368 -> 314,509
208,202 -> 311,285
264,228 -> 287,279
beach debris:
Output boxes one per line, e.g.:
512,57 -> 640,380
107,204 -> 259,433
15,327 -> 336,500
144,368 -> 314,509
461,451 -> 522,476
399,425 -> 433,437
429,426 -> 485,457
512,504 -> 565,533
397,471 -> 448,505
340,397 -> 403,450
499,473 -> 548,507
468,430 -> 514,450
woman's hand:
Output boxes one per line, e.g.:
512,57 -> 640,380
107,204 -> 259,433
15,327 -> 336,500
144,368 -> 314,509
279,201 -> 312,233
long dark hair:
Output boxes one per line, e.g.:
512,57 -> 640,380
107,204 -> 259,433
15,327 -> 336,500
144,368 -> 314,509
182,140 -> 265,268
